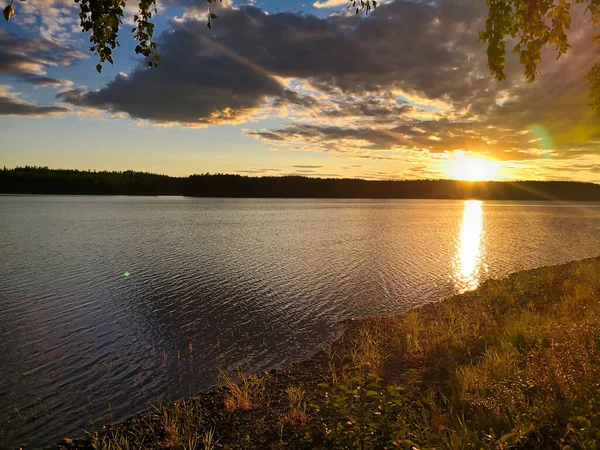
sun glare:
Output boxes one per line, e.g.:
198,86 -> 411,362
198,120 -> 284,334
444,151 -> 503,181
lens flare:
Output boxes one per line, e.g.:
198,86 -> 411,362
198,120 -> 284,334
529,124 -> 555,151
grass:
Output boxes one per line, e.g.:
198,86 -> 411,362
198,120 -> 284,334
284,386 -> 307,424
58,257 -> 600,449
218,365 -> 268,412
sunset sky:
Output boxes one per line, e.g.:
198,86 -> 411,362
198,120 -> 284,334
1,0 -> 600,181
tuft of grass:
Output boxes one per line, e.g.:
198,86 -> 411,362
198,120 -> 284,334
153,402 -> 183,446
219,365 -> 268,411
285,386 -> 307,424
89,429 -> 132,450
393,311 -> 422,356
350,324 -> 386,377
202,427 -> 219,450
324,345 -> 342,387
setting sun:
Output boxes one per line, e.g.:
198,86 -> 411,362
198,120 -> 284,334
444,151 -> 503,181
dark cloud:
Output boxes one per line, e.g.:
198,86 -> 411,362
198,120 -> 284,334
56,0 -> 600,165
292,165 -> 322,168
0,93 -> 68,116
0,30 -> 83,86
22,75 -> 71,88
246,121 -> 532,160
59,0 -> 486,124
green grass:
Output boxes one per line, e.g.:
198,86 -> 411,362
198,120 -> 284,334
70,257 -> 600,449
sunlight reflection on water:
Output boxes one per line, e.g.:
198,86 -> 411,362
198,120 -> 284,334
453,200 -> 486,293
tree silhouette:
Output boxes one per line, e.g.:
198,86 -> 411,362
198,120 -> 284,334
2,166 -> 600,200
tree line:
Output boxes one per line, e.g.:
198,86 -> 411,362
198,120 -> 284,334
2,166 -> 600,201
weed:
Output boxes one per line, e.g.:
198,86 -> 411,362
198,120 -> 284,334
219,365 -> 268,411
350,324 -> 386,377
202,427 -> 220,450
285,386 -> 307,424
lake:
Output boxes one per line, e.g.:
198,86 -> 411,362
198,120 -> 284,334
1,196 -> 599,449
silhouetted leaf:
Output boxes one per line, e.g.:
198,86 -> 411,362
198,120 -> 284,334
3,4 -> 14,21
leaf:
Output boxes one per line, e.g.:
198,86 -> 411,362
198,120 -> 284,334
154,54 -> 161,62
210,12 -> 217,19
108,15 -> 118,28
317,383 -> 330,389
366,390 -> 380,397
95,64 -> 102,73
3,4 -> 14,21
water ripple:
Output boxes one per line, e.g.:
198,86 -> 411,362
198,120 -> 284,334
1,197 -> 600,449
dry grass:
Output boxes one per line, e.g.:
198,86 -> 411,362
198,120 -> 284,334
284,386 -> 307,424
77,257 -> 600,450
218,365 -> 268,412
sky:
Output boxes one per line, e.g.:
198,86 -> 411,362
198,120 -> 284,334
1,0 -> 600,181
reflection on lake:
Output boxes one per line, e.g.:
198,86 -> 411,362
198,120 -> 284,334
453,200 -> 485,293
1,197 -> 600,449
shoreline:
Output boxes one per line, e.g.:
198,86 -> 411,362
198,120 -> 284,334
47,256 -> 600,449
5,193 -> 600,202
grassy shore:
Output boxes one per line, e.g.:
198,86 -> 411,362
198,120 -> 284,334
52,257 -> 600,450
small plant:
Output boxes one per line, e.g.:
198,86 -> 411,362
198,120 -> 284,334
312,367 -> 406,448
393,311 -> 422,356
153,402 -> 182,446
182,434 -> 200,450
151,399 -> 203,447
285,385 -> 307,424
89,429 -> 132,450
218,364 -> 268,411
350,324 -> 386,377
324,345 -> 341,387
202,427 -> 220,450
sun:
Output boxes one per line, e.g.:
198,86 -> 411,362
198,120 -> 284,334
444,151 -> 503,181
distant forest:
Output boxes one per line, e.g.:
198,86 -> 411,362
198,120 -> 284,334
2,166 -> 600,201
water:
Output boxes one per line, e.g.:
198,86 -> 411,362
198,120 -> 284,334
1,196 -> 599,449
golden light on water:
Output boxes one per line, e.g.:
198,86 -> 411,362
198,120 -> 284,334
444,151 -> 503,181
453,200 -> 485,293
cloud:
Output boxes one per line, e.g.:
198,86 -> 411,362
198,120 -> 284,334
11,0 -> 80,43
0,86 -> 69,116
292,165 -> 323,168
55,0 -> 600,176
0,30 -> 83,87
237,168 -> 282,174
312,0 -> 348,9
59,8 -> 289,125
60,1 -> 484,123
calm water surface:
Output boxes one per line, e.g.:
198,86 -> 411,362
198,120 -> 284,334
1,196 -> 600,448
